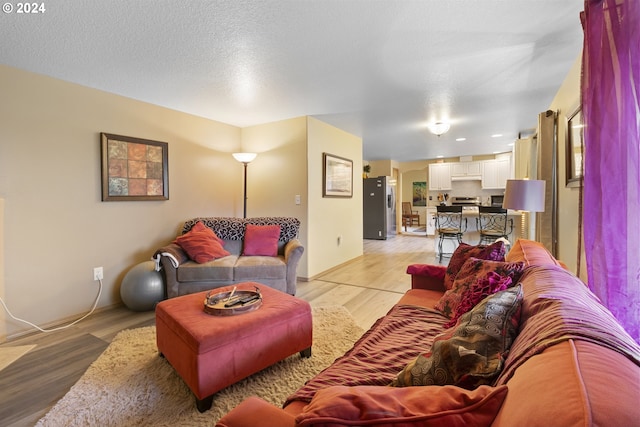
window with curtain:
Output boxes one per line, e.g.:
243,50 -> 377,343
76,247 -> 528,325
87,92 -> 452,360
581,0 -> 640,343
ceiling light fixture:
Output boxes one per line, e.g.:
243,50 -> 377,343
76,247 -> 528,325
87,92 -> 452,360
456,137 -> 466,142
427,122 -> 450,136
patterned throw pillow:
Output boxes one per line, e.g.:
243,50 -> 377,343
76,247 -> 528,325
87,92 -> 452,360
391,285 -> 523,389
444,242 -> 506,290
444,272 -> 512,328
436,257 -> 525,318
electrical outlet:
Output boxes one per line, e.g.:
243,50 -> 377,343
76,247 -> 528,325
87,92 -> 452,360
93,266 -> 104,281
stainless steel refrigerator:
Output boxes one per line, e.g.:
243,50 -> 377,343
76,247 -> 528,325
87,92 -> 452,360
363,176 -> 396,239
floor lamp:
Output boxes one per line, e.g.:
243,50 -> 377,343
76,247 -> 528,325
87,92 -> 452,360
502,179 -> 546,241
232,152 -> 257,218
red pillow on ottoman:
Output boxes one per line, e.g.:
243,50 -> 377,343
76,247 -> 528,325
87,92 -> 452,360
444,241 -> 506,290
243,224 -> 281,256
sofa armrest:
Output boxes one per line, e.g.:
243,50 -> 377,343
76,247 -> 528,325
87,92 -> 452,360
284,238 -> 304,295
406,264 -> 447,292
215,396 -> 295,427
154,243 -> 189,299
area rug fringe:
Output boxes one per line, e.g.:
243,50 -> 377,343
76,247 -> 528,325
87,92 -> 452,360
36,305 -> 364,426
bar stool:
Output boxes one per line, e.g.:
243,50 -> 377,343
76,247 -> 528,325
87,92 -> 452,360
476,206 -> 513,245
436,205 -> 467,261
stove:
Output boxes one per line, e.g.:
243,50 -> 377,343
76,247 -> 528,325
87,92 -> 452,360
450,196 -> 481,207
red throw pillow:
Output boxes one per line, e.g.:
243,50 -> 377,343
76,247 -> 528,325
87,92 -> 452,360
174,221 -> 229,263
444,241 -> 506,290
243,224 -> 281,256
296,384 -> 508,427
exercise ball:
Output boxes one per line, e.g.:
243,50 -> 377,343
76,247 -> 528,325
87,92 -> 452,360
120,261 -> 165,311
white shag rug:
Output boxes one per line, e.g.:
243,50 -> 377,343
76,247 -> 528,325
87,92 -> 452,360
36,306 -> 364,426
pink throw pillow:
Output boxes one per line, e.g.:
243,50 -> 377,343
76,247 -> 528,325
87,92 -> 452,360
243,224 -> 281,256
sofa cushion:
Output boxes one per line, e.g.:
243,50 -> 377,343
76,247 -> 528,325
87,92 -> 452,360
392,285 -> 523,389
243,224 -> 281,256
174,221 -> 230,263
295,385 -> 508,427
234,255 -> 286,281
176,256 -> 238,282
435,258 -> 525,318
444,241 -> 506,290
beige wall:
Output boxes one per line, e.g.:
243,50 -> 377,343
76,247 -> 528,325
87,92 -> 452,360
550,55 -> 584,278
307,117 -> 363,278
0,65 -> 240,339
0,65 -> 362,340
240,117 -> 310,276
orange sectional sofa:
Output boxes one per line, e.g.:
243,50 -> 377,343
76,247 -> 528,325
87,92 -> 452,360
216,239 -> 640,427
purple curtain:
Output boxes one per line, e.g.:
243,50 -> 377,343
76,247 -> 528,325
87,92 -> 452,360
582,0 -> 640,343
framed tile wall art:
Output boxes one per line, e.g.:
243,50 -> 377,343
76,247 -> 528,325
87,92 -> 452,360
100,133 -> 169,201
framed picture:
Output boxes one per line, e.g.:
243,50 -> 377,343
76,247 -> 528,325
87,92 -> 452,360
412,181 -> 427,206
323,153 -> 353,198
565,106 -> 584,187
100,133 -> 169,201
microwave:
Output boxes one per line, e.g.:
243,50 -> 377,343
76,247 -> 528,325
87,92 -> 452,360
490,194 -> 504,207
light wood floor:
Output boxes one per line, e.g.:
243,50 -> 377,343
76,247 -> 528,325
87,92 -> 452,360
0,234 -> 441,427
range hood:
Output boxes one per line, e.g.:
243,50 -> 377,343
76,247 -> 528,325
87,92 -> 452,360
451,175 -> 481,181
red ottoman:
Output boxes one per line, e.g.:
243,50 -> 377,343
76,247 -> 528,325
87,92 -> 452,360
155,282 -> 313,412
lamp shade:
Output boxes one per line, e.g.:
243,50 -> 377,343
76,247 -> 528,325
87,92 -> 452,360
232,152 -> 257,163
502,179 -> 546,212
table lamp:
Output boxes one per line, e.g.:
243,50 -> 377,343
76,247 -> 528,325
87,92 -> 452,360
502,179 -> 545,240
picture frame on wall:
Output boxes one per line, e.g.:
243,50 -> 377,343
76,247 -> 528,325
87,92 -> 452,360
565,106 -> 584,187
323,152 -> 353,198
100,133 -> 169,201
412,181 -> 427,206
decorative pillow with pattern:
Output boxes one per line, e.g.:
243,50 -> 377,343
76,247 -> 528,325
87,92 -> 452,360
436,257 -> 525,318
444,272 -> 513,328
391,285 -> 523,389
444,241 -> 507,290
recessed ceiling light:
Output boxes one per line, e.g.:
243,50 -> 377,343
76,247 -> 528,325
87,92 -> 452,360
436,155 -> 444,158
456,137 -> 466,141
491,134 -> 503,138
507,143 -> 514,146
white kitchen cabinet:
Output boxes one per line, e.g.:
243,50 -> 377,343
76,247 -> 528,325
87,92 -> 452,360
482,156 -> 511,189
428,163 -> 452,190
451,161 -> 481,179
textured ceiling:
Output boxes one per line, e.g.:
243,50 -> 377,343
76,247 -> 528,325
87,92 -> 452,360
1,0 -> 584,161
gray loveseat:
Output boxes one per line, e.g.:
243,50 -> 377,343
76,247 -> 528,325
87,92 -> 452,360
153,217 -> 304,298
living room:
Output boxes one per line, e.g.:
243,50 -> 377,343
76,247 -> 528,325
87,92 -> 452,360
1,0 -> 639,424
0,0 -> 636,342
